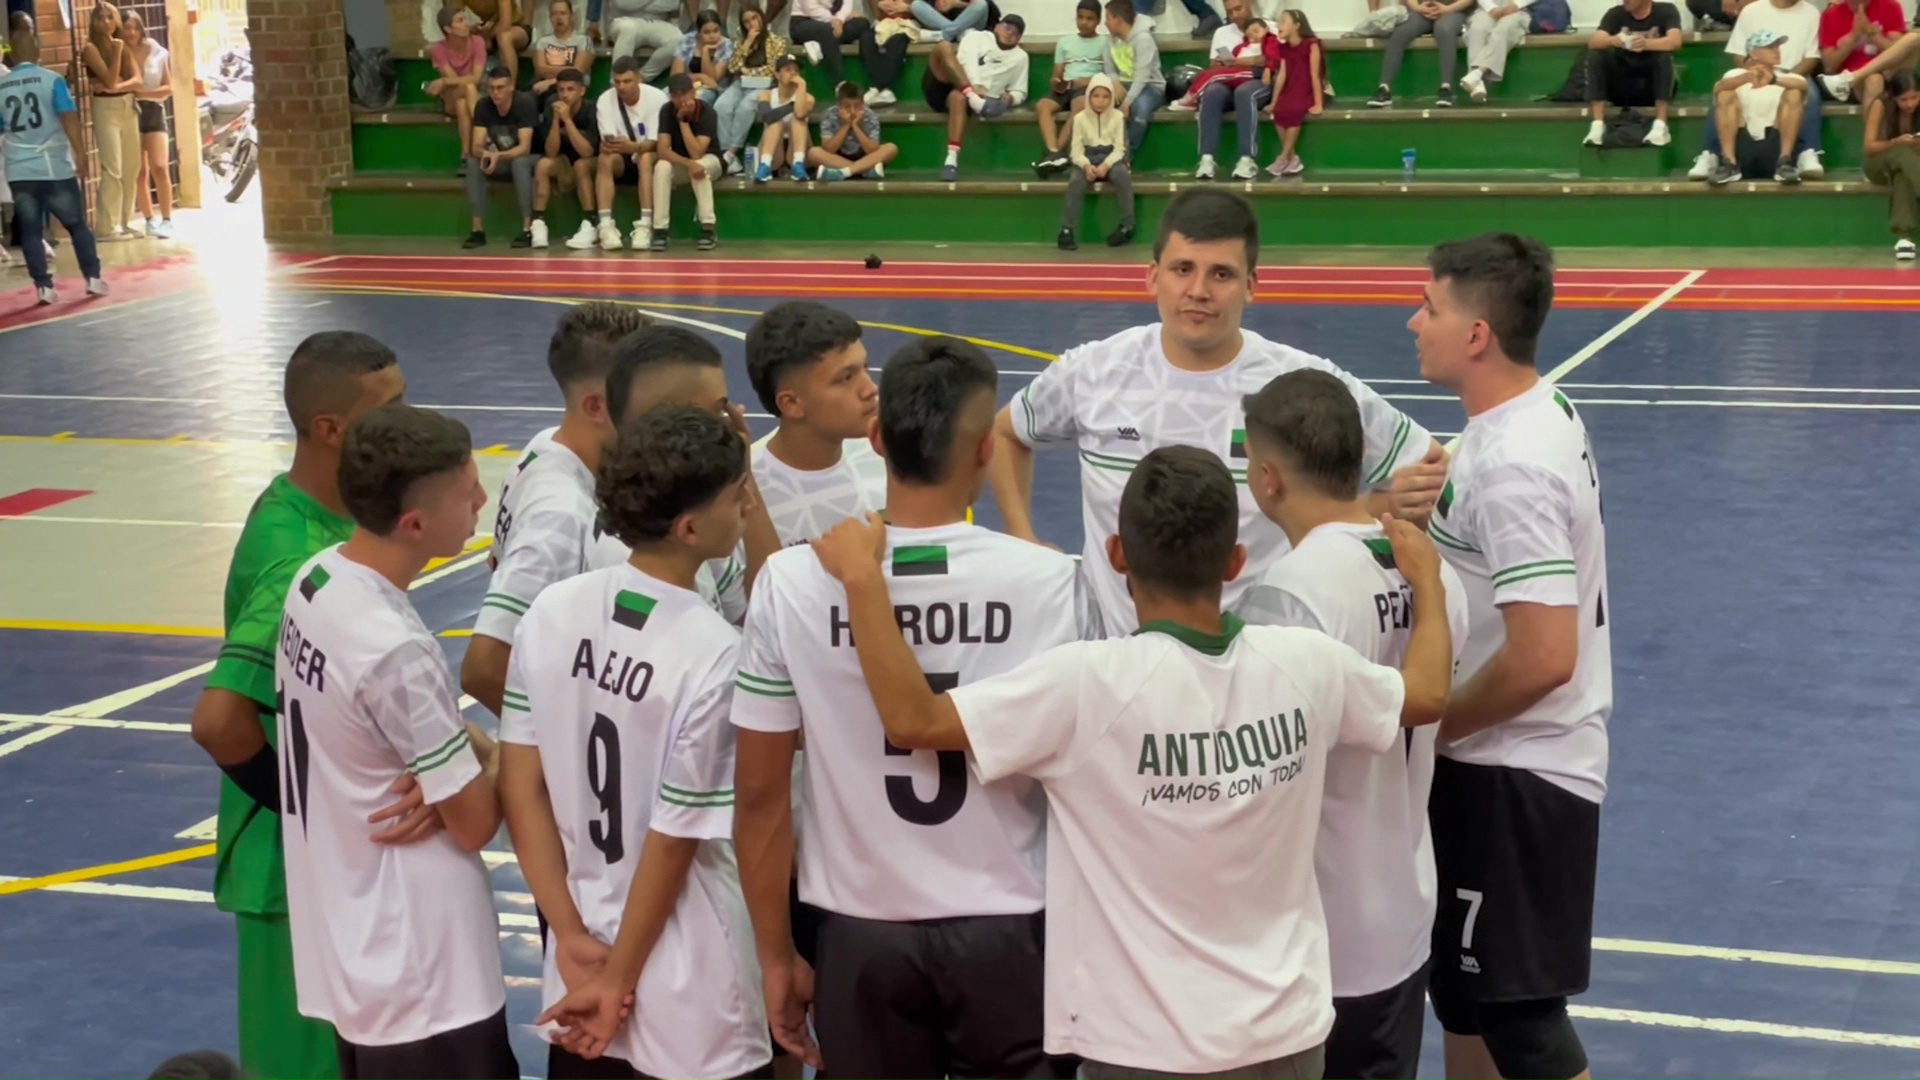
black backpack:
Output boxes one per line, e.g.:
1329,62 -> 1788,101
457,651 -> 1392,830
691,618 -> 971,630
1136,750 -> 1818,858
1543,47 -> 1587,102
1601,107 -> 1653,146
346,34 -> 397,111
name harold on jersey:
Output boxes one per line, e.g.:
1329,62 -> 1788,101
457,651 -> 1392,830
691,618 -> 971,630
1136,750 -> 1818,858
827,601 -> 1014,647
1136,708 -> 1310,806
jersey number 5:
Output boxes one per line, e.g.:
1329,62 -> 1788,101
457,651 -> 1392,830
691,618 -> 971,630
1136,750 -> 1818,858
587,713 -> 624,863
883,672 -> 967,827
277,683 -> 313,834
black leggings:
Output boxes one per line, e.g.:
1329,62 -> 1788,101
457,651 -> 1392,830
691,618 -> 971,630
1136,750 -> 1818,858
861,30 -> 911,91
790,15 -> 872,85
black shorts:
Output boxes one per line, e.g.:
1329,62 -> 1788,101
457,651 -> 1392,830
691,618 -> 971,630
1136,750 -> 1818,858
136,99 -> 166,135
1734,126 -> 1784,179
1046,86 -> 1087,110
1428,757 -> 1600,1011
1326,965 -> 1427,1080
549,1044 -> 775,1080
790,877 -> 823,967
922,68 -> 960,112
812,909 -> 1048,1079
335,1007 -> 519,1080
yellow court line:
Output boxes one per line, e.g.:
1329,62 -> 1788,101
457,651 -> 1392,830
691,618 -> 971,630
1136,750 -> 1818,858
0,619 -> 220,637
0,843 -> 216,897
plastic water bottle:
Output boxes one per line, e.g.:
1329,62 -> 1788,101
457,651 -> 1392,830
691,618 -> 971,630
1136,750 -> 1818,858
745,146 -> 760,176
1401,148 -> 1417,180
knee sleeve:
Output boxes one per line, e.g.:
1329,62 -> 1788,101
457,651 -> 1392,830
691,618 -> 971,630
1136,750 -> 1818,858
1478,997 -> 1587,1080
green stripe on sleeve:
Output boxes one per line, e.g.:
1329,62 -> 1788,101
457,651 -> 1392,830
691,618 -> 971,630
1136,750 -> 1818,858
1367,414 -> 1412,486
1492,559 -> 1576,583
1493,567 -> 1578,587
481,592 -> 532,614
408,730 -> 470,773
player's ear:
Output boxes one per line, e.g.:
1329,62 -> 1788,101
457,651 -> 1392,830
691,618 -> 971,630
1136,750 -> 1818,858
1223,542 -> 1248,585
866,415 -> 884,459
580,386 -> 611,427
775,386 -> 803,423
1105,534 -> 1129,576
975,424 -> 995,470
310,412 -> 347,450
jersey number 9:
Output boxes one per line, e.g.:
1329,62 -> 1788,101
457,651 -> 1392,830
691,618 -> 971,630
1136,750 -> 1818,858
587,712 -> 624,863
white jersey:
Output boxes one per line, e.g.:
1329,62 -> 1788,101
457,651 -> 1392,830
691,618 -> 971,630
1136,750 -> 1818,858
501,564 -> 770,1078
475,428 -> 745,641
1428,381 -> 1612,803
732,523 -> 1089,921
749,432 -> 888,547
1240,521 -> 1471,998
275,548 -> 505,1046
1010,325 -> 1433,636
950,620 -> 1406,1074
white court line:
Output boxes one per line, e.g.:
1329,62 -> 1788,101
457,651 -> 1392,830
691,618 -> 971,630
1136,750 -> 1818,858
69,294 -> 203,329
1573,399 -> 1920,412
1545,270 -> 1706,384
1593,937 -> 1920,977
0,713 -> 191,733
0,515 -> 245,528
0,726 -> 66,758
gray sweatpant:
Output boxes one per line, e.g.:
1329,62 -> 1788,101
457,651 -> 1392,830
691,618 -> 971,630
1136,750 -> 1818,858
466,154 -> 535,225
1081,1044 -> 1325,1080
1379,10 -> 1466,88
1062,162 -> 1135,231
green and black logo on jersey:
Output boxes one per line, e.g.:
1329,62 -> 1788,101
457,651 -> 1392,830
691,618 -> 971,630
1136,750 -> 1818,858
1436,479 -> 1455,519
1554,391 -> 1576,420
1230,428 -> 1248,459
892,545 -> 949,577
298,565 -> 331,601
1363,537 -> 1397,571
612,589 -> 657,630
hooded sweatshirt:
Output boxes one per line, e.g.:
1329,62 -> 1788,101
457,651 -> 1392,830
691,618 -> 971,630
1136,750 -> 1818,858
1103,17 -> 1165,105
1070,73 -> 1127,168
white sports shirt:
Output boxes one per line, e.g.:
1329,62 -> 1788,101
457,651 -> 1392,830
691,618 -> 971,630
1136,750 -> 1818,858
749,432 -> 888,547
1240,521 -> 1471,999
732,523 -> 1088,921
501,564 -> 771,1078
275,547 -> 505,1046
949,619 -> 1407,1074
474,428 -> 745,641
1428,381 -> 1612,803
1009,325 -> 1433,636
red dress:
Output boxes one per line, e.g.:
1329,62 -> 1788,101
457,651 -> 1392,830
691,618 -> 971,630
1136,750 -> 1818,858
1270,37 -> 1322,128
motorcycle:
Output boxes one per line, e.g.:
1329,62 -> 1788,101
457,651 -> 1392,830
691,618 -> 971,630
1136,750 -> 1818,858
199,48 -> 257,203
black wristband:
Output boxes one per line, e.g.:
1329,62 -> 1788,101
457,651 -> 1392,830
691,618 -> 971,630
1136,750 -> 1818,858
220,744 -> 282,814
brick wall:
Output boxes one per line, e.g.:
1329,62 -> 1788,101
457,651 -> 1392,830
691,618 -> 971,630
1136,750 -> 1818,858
249,0 -> 352,239
34,0 -> 95,224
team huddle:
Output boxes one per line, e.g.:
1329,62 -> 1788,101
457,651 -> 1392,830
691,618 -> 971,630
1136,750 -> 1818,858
190,189 -> 1612,1080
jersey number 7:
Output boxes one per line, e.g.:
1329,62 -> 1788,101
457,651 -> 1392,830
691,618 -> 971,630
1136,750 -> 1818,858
883,672 -> 966,827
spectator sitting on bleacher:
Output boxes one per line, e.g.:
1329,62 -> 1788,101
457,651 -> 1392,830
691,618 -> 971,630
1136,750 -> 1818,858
914,0 -> 993,43
1058,73 -> 1134,250
531,0 -> 594,99
532,68 -> 600,248
1864,70 -> 1920,258
1699,33 -> 1809,184
596,0 -> 686,80
1582,0 -> 1678,147
1686,0 -> 1739,29
791,0 -> 872,87
674,8 -> 735,102
463,66 -> 538,249
1458,0 -> 1532,104
716,2 -> 790,174
1812,12 -> 1920,104
1267,9 -> 1324,175
1141,0 -> 1224,40
595,54 -> 669,248
428,8 -> 486,170
1367,0 -> 1472,108
810,79 -> 900,177
1034,0 -> 1106,178
464,0 -> 534,81
651,72 -> 723,250
1689,1 -> 1823,179
923,13 -> 1029,181
711,0 -> 789,29
1104,0 -> 1168,156
866,0 -> 929,105
754,55 -> 814,180
1184,0 -> 1274,181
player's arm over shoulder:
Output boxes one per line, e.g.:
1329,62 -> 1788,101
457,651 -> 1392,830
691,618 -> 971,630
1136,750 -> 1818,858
1245,626 -> 1407,753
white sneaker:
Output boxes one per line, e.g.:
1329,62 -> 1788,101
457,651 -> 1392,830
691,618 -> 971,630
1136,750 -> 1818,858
802,39 -> 824,64
1461,68 -> 1486,103
871,163 -> 885,179
1898,238 -> 1916,260
1583,120 -> 1605,146
0,246 -> 11,267
1644,119 -> 1671,146
86,277 -> 109,297
1687,150 -> 1716,180
1231,155 -> 1259,180
1796,148 -> 1824,178
917,28 -> 944,43
1195,154 -> 1216,180
871,88 -> 896,106
1818,71 -> 1854,102
529,219 -> 550,248
1168,98 -> 1198,111
36,285 -> 56,305
153,219 -> 175,239
598,219 -> 624,250
630,222 -> 650,249
566,221 -> 598,249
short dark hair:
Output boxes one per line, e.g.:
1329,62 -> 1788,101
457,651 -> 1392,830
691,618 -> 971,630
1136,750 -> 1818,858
745,301 -> 864,416
837,79 -> 862,102
611,55 -> 641,76
1117,446 -> 1239,600
1154,188 -> 1259,271
694,7 -> 722,29
339,404 -> 473,536
606,325 -> 723,422
878,336 -> 998,485
149,1051 -> 243,1080
1241,370 -> 1364,500
597,406 -> 747,546
774,55 -> 800,72
435,6 -> 458,31
549,0 -> 573,11
486,64 -> 513,83
1077,0 -> 1100,14
556,67 -> 586,86
668,71 -> 695,95
1106,0 -> 1136,22
549,302 -> 652,391
284,331 -> 398,438
1426,232 -> 1555,366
